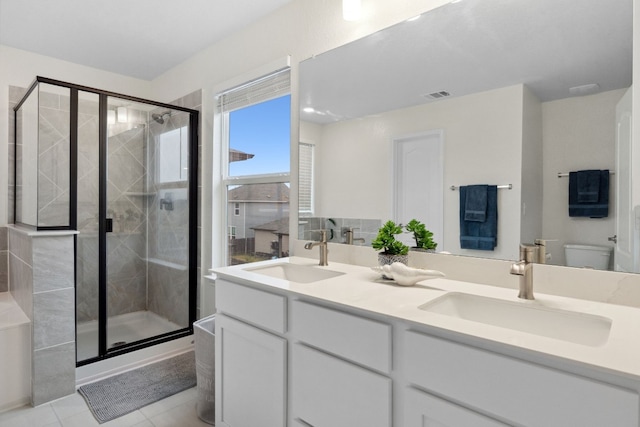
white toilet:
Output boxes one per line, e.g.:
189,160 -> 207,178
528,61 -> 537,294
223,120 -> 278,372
564,244 -> 612,270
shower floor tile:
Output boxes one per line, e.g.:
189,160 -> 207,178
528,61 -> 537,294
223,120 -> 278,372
76,310 -> 182,362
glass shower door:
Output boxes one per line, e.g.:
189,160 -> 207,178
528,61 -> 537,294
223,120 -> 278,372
75,90 -> 101,362
104,97 -> 191,351
73,84 -> 197,366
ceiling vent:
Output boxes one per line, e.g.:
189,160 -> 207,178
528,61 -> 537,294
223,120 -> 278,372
423,90 -> 451,100
568,83 -> 600,96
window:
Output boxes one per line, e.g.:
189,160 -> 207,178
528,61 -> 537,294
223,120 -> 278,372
218,68 -> 291,266
158,126 -> 188,183
298,142 -> 314,216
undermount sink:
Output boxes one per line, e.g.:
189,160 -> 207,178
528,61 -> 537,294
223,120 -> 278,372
246,263 -> 345,284
419,292 -> 612,347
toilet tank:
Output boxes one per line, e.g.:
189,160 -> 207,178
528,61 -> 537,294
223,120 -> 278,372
564,244 -> 612,270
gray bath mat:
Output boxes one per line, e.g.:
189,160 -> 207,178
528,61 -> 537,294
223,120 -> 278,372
78,351 -> 196,424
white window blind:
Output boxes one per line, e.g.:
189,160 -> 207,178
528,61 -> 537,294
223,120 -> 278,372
299,142 -> 314,215
218,68 -> 291,113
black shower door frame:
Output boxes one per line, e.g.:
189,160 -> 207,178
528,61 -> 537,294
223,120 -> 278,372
16,77 -> 199,366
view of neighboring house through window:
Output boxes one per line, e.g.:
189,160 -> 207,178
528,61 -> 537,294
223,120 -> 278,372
218,68 -> 291,265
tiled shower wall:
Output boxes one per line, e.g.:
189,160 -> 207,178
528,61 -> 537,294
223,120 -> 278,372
37,89 -> 71,227
8,86 -> 27,225
75,102 -> 149,322
12,86 -> 72,228
147,90 -> 202,325
0,227 -> 7,292
8,226 -> 76,406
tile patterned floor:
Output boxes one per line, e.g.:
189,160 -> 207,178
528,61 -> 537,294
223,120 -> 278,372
0,387 -> 211,427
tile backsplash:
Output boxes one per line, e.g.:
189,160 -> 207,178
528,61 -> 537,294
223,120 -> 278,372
299,217 -> 381,247
0,226 -> 6,292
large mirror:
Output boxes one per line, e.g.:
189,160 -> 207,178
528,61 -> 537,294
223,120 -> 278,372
298,0 -> 634,272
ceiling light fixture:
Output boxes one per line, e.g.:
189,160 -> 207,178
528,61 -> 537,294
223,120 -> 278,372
303,107 -> 316,113
343,0 -> 361,21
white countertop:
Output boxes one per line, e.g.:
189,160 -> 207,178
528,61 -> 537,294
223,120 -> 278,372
213,257 -> 640,382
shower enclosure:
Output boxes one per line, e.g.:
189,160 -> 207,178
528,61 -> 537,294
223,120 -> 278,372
13,77 -> 198,365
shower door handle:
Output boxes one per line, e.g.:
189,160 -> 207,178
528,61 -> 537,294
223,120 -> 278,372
105,218 -> 113,233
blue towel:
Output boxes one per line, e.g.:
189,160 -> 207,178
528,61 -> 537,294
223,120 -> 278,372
569,170 -> 609,218
459,185 -> 498,250
464,185 -> 488,222
576,170 -> 600,203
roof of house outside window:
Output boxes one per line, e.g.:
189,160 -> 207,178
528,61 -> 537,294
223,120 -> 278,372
228,183 -> 289,203
229,148 -> 255,162
251,217 -> 289,235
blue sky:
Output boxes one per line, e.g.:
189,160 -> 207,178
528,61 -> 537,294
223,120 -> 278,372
229,95 -> 291,176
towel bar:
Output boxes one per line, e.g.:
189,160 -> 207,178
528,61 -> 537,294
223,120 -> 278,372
450,184 -> 512,191
558,172 -> 614,178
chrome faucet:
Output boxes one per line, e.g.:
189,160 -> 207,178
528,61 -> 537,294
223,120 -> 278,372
343,227 -> 365,245
304,229 -> 329,266
510,243 -> 538,300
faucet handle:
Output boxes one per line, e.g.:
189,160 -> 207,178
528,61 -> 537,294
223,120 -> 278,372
533,239 -> 557,264
519,243 -> 538,262
307,229 -> 328,241
534,238 -> 558,246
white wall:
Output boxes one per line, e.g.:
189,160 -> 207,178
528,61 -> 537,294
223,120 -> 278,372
145,0 -> 453,270
520,85 -> 543,246
308,84 -> 525,261
541,88 -> 626,265
148,0 -> 451,102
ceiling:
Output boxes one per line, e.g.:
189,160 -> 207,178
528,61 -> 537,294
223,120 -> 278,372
300,0 -> 633,124
0,0 -> 293,80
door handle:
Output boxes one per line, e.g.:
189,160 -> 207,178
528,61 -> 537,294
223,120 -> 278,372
106,218 -> 113,233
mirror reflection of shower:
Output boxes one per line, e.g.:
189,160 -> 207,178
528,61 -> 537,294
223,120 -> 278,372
152,111 -> 172,124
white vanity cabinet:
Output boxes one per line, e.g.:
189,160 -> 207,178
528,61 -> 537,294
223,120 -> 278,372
404,387 -> 509,427
404,330 -> 640,426
215,280 -> 287,427
214,263 -> 640,427
290,300 -> 392,427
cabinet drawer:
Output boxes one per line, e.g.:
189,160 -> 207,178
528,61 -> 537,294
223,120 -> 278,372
215,279 -> 286,334
405,330 -> 639,426
292,343 -> 392,427
291,300 -> 391,373
405,387 -> 508,427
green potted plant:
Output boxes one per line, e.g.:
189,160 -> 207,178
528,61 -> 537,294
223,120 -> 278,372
372,220 -> 409,266
405,219 -> 437,251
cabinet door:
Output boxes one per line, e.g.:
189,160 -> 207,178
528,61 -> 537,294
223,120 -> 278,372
291,343 -> 391,427
215,314 -> 286,427
405,387 -> 508,427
